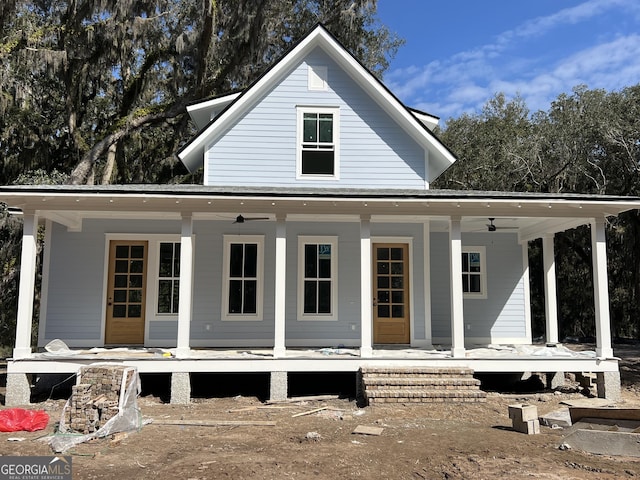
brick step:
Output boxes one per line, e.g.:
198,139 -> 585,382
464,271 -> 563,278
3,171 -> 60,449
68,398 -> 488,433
359,366 -> 486,405
363,377 -> 481,388
369,396 -> 487,404
366,389 -> 487,403
360,367 -> 475,376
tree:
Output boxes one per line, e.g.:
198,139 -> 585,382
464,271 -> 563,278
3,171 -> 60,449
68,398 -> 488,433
438,86 -> 640,340
0,0 -> 402,186
0,0 -> 402,352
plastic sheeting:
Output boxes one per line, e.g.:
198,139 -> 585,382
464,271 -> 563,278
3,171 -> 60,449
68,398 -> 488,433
0,409 -> 49,432
44,364 -> 145,453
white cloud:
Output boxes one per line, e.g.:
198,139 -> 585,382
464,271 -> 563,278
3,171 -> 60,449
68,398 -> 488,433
386,0 -> 640,119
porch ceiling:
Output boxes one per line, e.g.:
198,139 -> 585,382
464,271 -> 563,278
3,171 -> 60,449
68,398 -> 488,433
2,185 -> 639,240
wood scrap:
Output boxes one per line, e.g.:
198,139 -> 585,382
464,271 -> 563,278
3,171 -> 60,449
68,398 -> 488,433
267,394 -> 340,404
292,406 -> 328,418
352,425 -> 384,436
228,405 -> 291,413
151,419 -> 276,427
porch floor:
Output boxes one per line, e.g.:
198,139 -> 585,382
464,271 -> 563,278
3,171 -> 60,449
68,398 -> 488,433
29,342 -> 598,361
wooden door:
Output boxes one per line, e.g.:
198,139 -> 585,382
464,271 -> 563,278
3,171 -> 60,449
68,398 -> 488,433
105,241 -> 147,345
373,243 -> 410,344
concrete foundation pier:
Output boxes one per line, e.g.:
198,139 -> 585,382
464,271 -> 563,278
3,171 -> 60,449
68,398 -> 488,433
270,371 -> 288,401
170,372 -> 191,404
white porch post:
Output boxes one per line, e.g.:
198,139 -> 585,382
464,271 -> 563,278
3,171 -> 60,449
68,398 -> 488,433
360,215 -> 373,357
449,216 -> 465,358
13,211 -> 38,359
176,213 -> 194,358
542,234 -> 559,344
273,214 -> 287,358
591,218 -> 613,358
422,221 -> 433,348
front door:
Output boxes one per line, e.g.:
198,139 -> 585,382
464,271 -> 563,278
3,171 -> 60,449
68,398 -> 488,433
105,241 -> 147,345
373,243 -> 410,344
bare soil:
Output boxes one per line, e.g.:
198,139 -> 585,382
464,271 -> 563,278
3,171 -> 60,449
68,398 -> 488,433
2,345 -> 640,479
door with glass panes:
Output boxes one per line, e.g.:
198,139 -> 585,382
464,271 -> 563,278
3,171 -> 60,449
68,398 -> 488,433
105,241 -> 147,344
373,243 -> 410,344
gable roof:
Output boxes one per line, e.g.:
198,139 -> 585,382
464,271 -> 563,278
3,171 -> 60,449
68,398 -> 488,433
178,24 -> 458,182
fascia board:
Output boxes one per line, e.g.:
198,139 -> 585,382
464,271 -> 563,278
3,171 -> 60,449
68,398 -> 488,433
315,34 -> 457,182
186,92 -> 242,130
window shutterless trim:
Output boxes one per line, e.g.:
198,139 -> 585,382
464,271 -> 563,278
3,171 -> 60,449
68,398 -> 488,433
222,235 -> 264,321
296,106 -> 340,180
297,235 -> 338,320
462,246 -> 487,299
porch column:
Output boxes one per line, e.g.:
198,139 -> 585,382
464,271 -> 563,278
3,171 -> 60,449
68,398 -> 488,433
176,213 -> 194,358
591,218 -> 613,358
13,210 -> 38,359
360,215 -> 373,357
422,221 -> 433,348
273,214 -> 287,358
542,234 -> 559,344
449,216 -> 465,358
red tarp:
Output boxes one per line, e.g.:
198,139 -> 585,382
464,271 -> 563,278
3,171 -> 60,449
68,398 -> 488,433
0,408 -> 49,432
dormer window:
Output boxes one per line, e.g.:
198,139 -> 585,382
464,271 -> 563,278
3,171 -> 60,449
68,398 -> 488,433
297,106 -> 340,179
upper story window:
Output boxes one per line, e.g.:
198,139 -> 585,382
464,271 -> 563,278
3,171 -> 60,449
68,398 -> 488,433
297,106 -> 340,179
462,246 -> 487,299
222,235 -> 264,321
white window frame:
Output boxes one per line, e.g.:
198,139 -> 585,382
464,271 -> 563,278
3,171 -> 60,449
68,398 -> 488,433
297,236 -> 338,321
156,240 -> 181,316
462,246 -> 487,299
222,235 -> 264,321
296,106 -> 340,180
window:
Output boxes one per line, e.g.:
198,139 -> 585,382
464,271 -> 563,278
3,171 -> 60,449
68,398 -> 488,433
222,235 -> 264,321
462,247 -> 487,298
298,236 -> 338,320
297,107 -> 340,179
157,242 -> 180,314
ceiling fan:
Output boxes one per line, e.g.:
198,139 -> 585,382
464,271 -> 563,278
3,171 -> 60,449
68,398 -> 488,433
233,214 -> 270,224
486,218 -> 518,232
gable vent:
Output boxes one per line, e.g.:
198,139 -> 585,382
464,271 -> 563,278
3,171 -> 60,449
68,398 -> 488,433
308,65 -> 328,91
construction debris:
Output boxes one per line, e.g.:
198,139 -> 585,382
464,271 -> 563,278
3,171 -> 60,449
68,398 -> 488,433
292,407 -> 329,418
352,425 -> 384,436
560,407 -> 640,457
539,408 -> 572,428
508,404 -> 540,435
45,365 -> 143,453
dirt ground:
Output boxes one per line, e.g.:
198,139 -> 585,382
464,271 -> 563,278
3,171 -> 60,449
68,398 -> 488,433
2,345 -> 640,479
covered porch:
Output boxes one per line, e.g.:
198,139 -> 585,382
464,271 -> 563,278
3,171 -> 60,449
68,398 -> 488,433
3,185 -> 637,404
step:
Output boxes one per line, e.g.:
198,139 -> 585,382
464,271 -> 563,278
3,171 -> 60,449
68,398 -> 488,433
363,377 -> 481,388
366,389 -> 487,403
365,388 -> 487,399
360,367 -> 475,376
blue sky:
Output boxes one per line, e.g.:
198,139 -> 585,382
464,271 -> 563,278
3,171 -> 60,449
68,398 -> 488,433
377,0 -> 640,122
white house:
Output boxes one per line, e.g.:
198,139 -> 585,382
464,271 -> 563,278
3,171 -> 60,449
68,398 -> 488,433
1,24 -> 636,405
